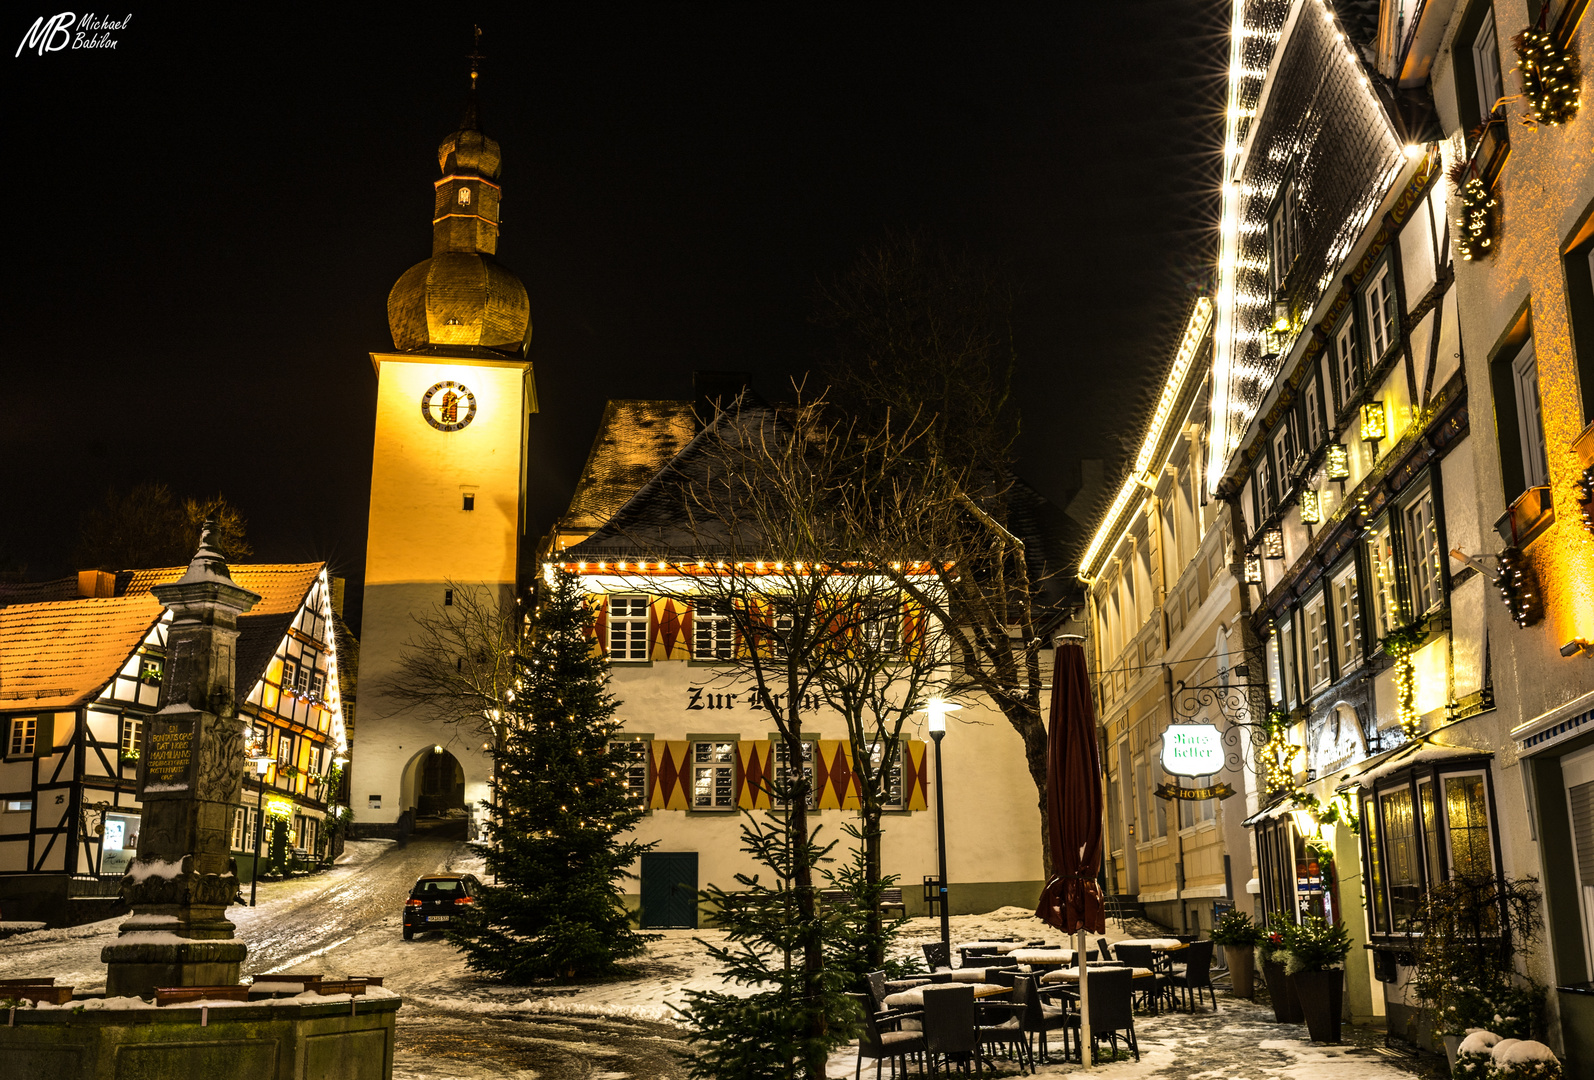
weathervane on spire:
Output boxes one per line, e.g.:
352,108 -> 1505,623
467,25 -> 484,91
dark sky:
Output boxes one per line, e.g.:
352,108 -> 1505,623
3,4 -> 1228,633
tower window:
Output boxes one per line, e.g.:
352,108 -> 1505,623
445,589 -> 454,606
458,186 -> 471,206
462,493 -> 475,511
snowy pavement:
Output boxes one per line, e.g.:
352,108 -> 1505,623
0,835 -> 1433,1078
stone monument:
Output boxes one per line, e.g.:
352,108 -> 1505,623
103,524 -> 261,998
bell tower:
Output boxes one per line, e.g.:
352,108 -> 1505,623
356,32 -> 534,829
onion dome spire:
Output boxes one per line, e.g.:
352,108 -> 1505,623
386,26 -> 531,358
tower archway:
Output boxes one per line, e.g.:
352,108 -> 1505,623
411,745 -> 466,818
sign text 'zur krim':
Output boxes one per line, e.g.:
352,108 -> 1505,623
1160,723 -> 1224,777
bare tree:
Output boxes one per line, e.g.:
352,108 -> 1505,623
76,483 -> 253,569
818,234 -> 1066,874
380,580 -> 521,752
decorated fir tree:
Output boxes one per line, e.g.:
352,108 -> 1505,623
451,570 -> 656,982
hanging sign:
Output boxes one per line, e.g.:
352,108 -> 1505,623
1155,781 -> 1237,801
1160,723 -> 1224,777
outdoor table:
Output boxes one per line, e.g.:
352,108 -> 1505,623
1114,937 -> 1186,951
955,940 -> 1035,954
1007,948 -> 1075,966
884,984 -> 1010,1009
1039,965 -> 1154,984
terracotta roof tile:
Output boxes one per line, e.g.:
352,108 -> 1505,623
0,596 -> 163,710
122,564 -> 324,617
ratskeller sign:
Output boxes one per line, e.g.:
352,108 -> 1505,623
1160,723 -> 1224,777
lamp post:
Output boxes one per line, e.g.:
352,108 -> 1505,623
925,697 -> 961,960
249,755 -> 272,907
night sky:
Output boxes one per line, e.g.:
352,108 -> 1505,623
3,4 -> 1229,632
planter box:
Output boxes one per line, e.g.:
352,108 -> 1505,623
1262,959 -> 1303,1023
1290,970 -> 1344,1043
1224,946 -> 1255,999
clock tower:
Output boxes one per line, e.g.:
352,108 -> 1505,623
357,51 -> 534,829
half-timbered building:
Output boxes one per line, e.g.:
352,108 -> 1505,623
0,564 -> 348,925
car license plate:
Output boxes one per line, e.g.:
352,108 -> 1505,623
428,916 -> 450,923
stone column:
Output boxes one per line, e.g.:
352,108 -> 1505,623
103,525 -> 261,998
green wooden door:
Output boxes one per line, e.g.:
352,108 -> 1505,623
640,851 -> 698,928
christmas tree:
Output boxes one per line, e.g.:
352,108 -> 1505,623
452,570 -> 656,981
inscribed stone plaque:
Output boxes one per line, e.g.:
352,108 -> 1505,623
141,716 -> 197,798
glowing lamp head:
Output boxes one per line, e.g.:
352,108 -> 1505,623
1360,400 -> 1388,443
1298,489 -> 1322,524
1324,442 -> 1350,480
1289,807 -> 1320,840
433,744 -> 444,755
924,698 -> 961,735
250,756 -> 273,776
1263,528 -> 1285,560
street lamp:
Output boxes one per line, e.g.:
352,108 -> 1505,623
249,755 -> 272,907
924,697 -> 961,960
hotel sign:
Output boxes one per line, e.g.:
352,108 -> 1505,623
1160,723 -> 1224,777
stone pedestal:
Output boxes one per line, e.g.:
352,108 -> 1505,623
101,527 -> 261,1000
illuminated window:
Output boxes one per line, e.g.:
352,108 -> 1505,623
1254,456 -> 1273,519
1331,564 -> 1363,672
277,732 -> 293,766
1365,264 -> 1398,360
458,186 -> 472,206
692,599 -> 733,660
1272,421 -> 1299,486
1334,319 -> 1359,413
773,739 -> 817,809
1304,593 -> 1330,692
1303,378 -> 1325,454
281,659 -> 298,694
1403,487 -> 1442,616
608,596 -> 650,661
1367,522 -> 1401,637
610,740 -> 649,804
9,717 -> 37,757
1278,617 -> 1299,709
867,740 -> 905,809
4,799 -> 33,813
691,741 -> 736,809
1380,786 -> 1421,931
121,717 -> 142,758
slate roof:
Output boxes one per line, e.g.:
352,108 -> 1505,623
561,400 -> 699,535
0,563 -> 326,714
0,596 -> 164,710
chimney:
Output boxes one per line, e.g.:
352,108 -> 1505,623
77,570 -> 117,598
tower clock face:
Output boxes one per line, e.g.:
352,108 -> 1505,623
421,381 -> 478,432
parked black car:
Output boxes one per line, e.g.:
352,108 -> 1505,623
403,873 -> 481,940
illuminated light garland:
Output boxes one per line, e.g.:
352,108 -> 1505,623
1244,553 -> 1263,583
1379,618 -> 1429,740
1263,706 -> 1301,794
1495,545 -> 1541,628
1450,163 -> 1498,261
1263,527 -> 1285,559
1576,464 -> 1594,537
1299,488 -> 1322,524
1514,24 -> 1582,126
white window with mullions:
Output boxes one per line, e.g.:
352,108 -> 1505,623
867,740 -> 905,809
608,595 -> 650,661
120,716 -> 143,759
1334,318 -> 1360,413
1303,592 -> 1331,692
1303,377 -> 1325,455
610,739 -> 650,805
773,739 -> 818,810
1403,486 -> 1443,616
1513,340 -> 1551,489
1368,521 -> 1402,638
691,741 -> 736,810
1474,7 -> 1505,122
1270,179 -> 1301,292
1366,263 -> 1399,361
9,717 -> 37,757
860,597 -> 901,654
1331,562 -> 1363,672
1273,421 -> 1299,485
692,598 -> 734,660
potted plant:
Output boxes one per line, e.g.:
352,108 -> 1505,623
1453,1030 -> 1500,1080
1490,1037 -> 1563,1079
1255,914 -> 1303,1023
1212,909 -> 1262,999
1284,916 -> 1352,1042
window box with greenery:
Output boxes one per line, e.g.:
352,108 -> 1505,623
1212,910 -> 1262,999
1284,917 -> 1352,1043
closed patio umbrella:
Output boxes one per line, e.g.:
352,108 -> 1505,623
1035,635 -> 1106,1065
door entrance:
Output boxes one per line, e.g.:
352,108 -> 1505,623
640,852 -> 698,929
417,748 -> 465,817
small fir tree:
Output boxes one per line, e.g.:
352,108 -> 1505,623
451,570 -> 657,981
680,813 -> 862,1080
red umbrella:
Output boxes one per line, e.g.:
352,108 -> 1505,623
1035,636 -> 1105,1063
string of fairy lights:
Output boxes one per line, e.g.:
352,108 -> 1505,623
1514,22 -> 1582,126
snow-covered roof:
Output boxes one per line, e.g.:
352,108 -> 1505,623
1333,738 -> 1491,790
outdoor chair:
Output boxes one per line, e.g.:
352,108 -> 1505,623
920,985 -> 983,1076
1110,945 -> 1170,1013
1096,937 -> 1113,962
1000,973 -> 1068,1065
847,991 -> 925,1080
974,987 -> 1031,1074
1165,940 -> 1218,1012
868,970 -> 931,1012
1060,967 -> 1139,1063
986,968 -> 1023,989
922,942 -> 951,972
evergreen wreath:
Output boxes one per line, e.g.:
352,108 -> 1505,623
1577,463 -> 1594,538
1514,21 -> 1582,127
1450,161 -> 1498,261
1495,546 -> 1541,628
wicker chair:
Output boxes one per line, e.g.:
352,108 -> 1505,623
1060,967 -> 1139,1062
921,985 -> 982,1076
848,991 -> 924,1080
1166,940 -> 1218,1012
